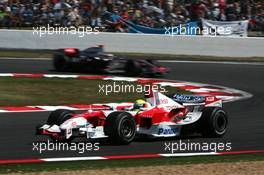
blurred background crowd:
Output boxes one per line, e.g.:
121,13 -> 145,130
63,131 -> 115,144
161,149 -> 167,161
0,0 -> 263,32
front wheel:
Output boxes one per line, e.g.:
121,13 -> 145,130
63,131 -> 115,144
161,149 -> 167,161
104,111 -> 136,144
47,109 -> 74,126
200,107 -> 228,138
47,109 -> 75,141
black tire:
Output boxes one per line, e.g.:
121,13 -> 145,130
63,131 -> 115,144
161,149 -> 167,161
47,109 -> 74,125
47,109 -> 75,142
104,111 -> 136,144
180,122 -> 199,137
125,60 -> 142,76
53,54 -> 71,71
200,107 -> 228,138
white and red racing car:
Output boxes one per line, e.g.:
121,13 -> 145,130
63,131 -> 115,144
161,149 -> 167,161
36,91 -> 228,144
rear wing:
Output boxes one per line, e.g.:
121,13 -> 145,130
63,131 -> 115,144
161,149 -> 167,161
172,94 -> 222,107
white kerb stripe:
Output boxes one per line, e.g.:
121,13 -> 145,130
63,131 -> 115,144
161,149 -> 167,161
103,77 -> 137,82
43,75 -> 79,78
0,73 -> 14,77
42,156 -> 107,162
159,152 -> 219,157
34,106 -> 78,111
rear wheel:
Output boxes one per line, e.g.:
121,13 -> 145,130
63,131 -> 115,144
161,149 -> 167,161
104,111 -> 136,144
53,54 -> 71,71
200,107 -> 228,138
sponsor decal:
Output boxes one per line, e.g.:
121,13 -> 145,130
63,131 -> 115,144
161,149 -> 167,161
160,98 -> 168,104
66,128 -> 72,139
164,105 -> 179,111
173,94 -> 204,102
71,122 -> 77,127
206,96 -> 215,101
158,127 -> 179,135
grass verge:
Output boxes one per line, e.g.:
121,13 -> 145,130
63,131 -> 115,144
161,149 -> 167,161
0,153 -> 264,174
0,77 -> 188,106
0,50 -> 52,59
1,49 -> 264,62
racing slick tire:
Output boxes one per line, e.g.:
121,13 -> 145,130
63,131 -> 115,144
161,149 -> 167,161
125,60 -> 142,76
47,109 -> 74,126
104,111 -> 136,145
46,109 -> 75,142
53,54 -> 71,71
200,107 -> 228,138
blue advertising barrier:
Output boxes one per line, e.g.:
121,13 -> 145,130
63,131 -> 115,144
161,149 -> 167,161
120,18 -> 198,35
106,11 -> 198,35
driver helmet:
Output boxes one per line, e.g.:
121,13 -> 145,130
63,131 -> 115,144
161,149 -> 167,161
133,99 -> 151,110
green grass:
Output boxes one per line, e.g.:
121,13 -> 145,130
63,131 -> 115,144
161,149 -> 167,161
0,50 -> 52,58
1,49 -> 264,62
0,153 -> 264,174
0,77 -> 188,106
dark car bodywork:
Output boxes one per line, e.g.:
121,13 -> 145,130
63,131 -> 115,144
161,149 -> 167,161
53,45 -> 169,76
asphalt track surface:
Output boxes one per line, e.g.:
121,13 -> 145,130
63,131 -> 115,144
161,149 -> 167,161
0,58 -> 263,160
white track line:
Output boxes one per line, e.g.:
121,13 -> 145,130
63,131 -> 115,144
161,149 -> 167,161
42,157 -> 107,162
159,152 -> 219,157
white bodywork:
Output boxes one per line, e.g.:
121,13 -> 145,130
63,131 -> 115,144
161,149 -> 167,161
39,91 -> 222,139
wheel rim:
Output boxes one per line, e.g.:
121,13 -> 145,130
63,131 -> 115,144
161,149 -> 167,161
120,119 -> 134,139
214,112 -> 227,134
